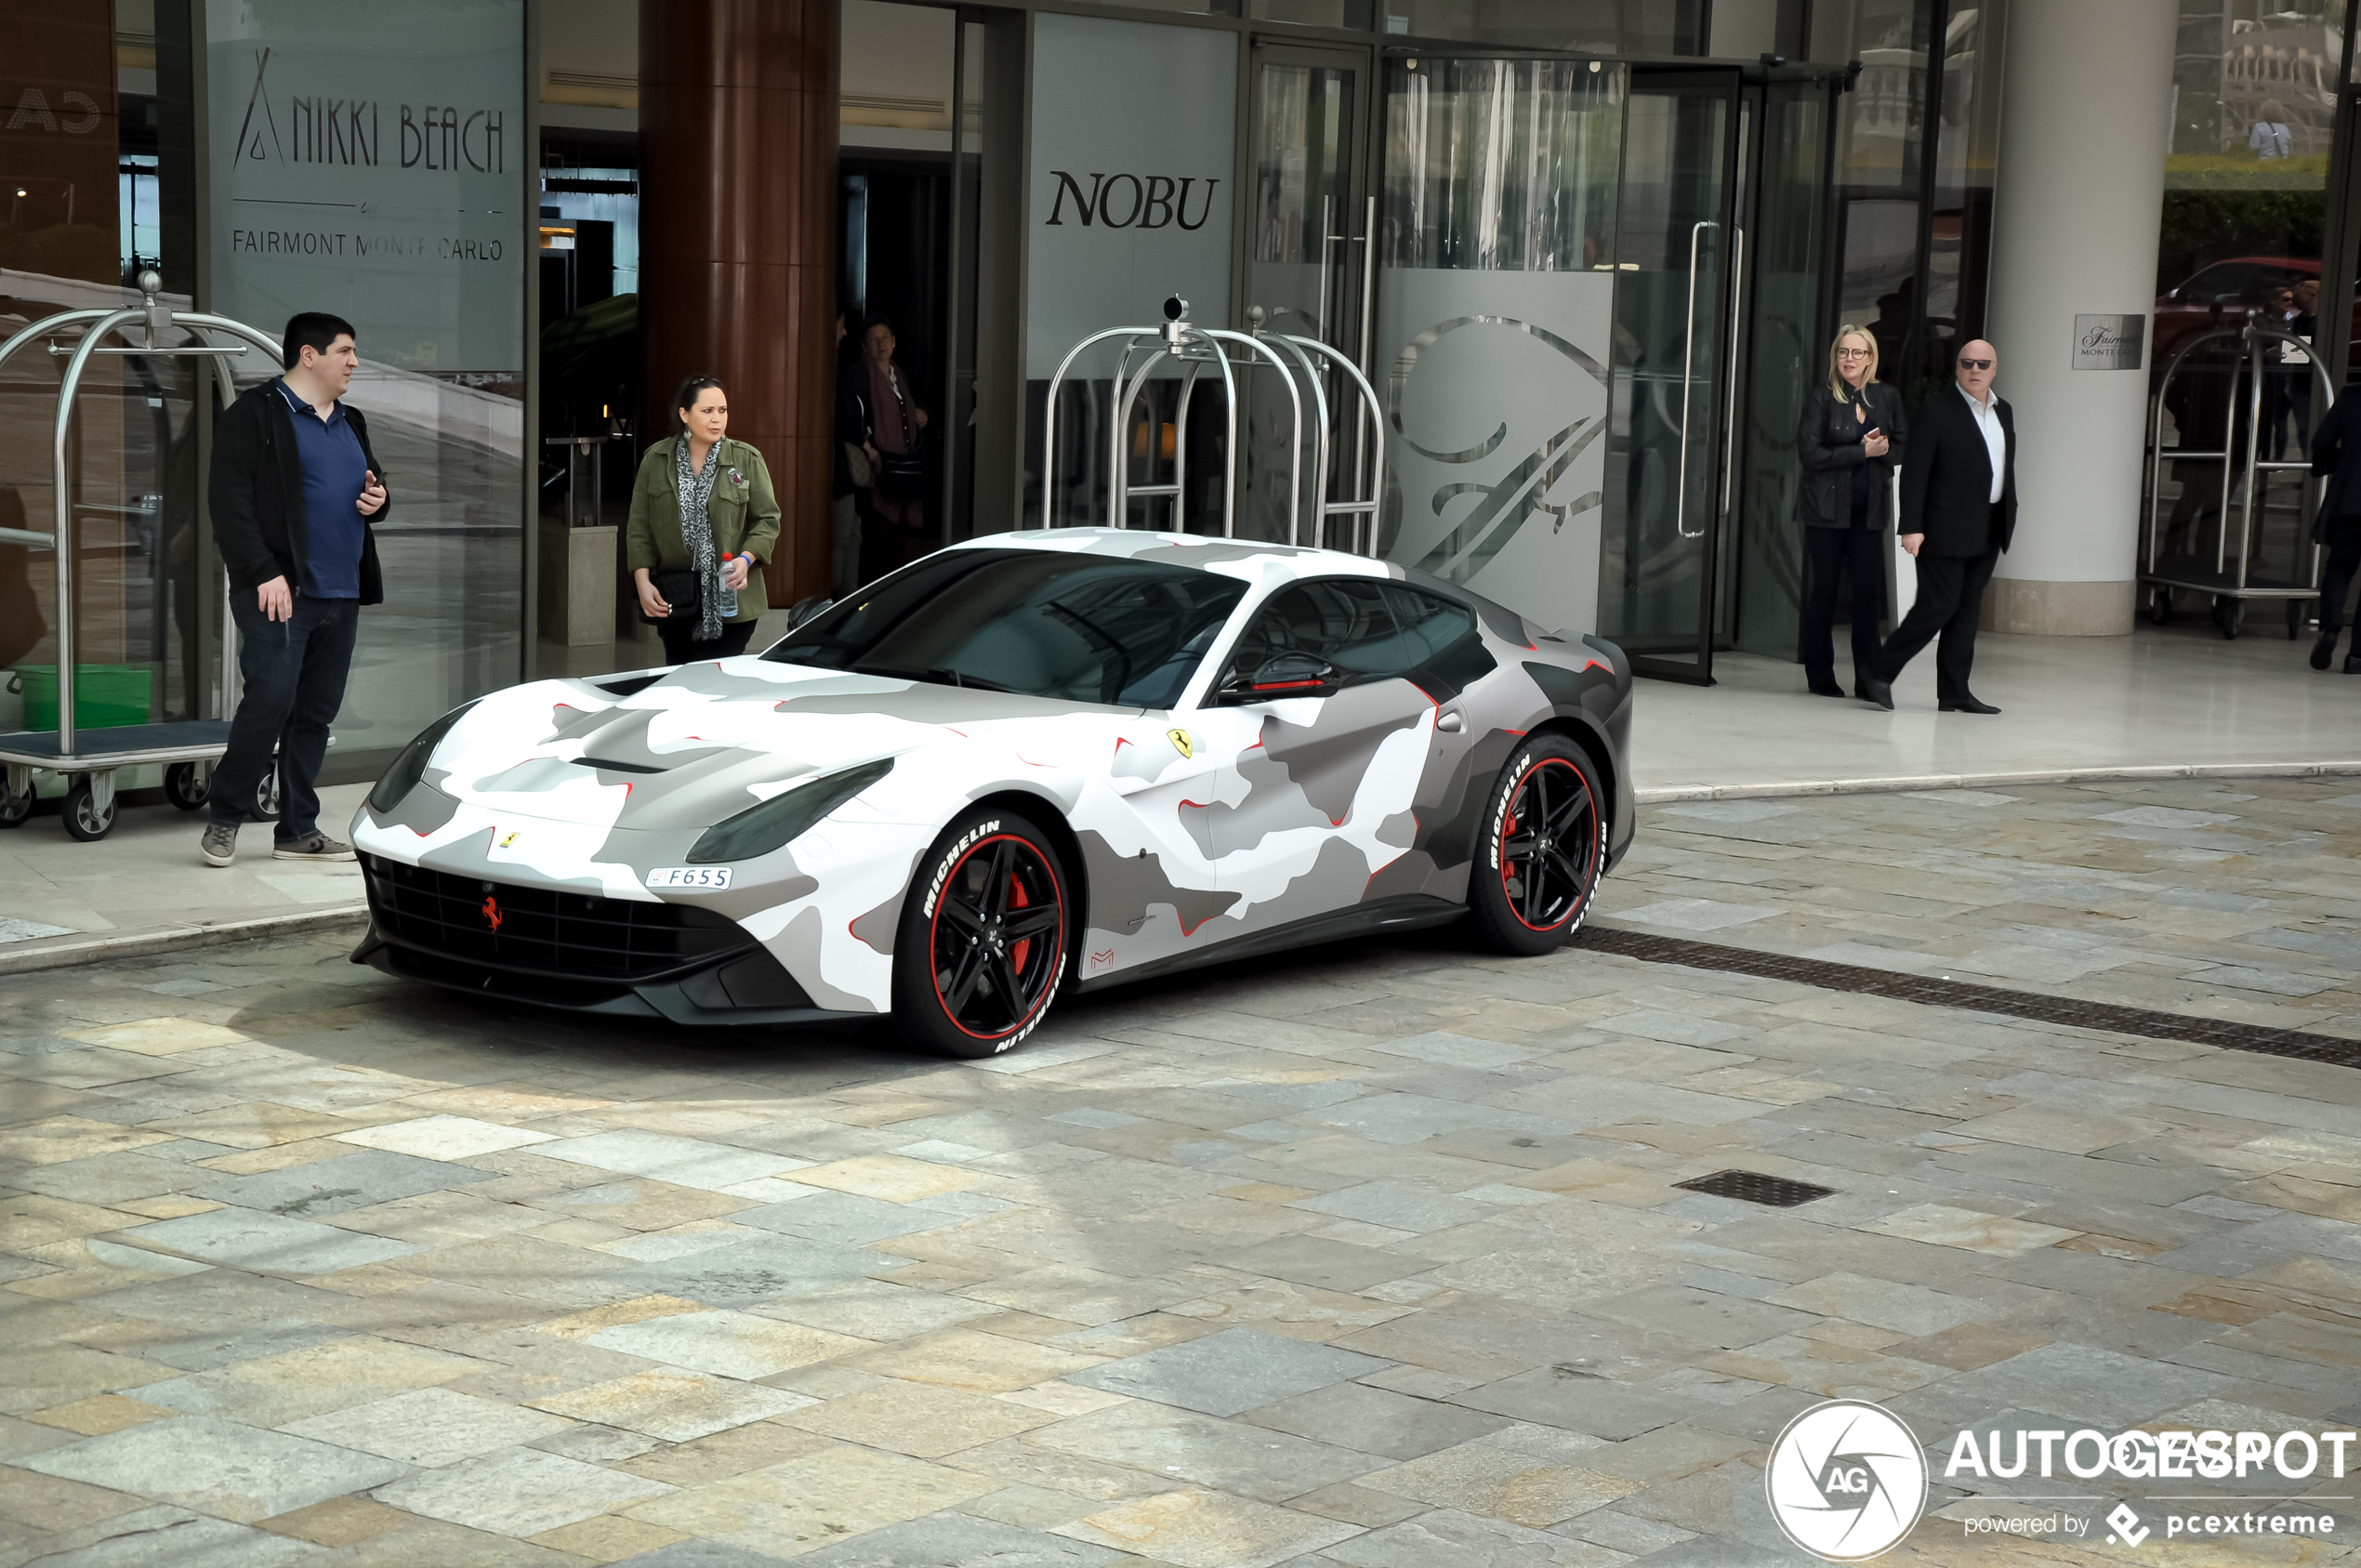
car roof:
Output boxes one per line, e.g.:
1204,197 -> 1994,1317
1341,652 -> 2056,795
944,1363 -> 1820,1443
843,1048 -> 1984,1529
943,528 -> 1389,581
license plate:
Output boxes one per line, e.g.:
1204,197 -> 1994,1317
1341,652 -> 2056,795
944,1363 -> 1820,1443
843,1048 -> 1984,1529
646,866 -> 731,889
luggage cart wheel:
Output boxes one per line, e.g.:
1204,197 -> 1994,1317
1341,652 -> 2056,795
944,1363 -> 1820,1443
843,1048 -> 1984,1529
0,781 -> 30,830
254,768 -> 283,822
165,761 -> 212,810
62,773 -> 117,842
2149,586 -> 2173,626
2288,601 -> 2303,640
2218,598 -> 2243,640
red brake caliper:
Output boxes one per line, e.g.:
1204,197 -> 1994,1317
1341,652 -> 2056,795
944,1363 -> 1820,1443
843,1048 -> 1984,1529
1008,875 -> 1031,972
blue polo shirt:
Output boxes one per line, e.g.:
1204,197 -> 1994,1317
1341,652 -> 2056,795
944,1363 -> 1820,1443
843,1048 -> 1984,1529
276,379 -> 368,598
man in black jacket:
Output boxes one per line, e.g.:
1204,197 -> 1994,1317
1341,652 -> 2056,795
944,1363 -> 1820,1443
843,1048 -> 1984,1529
200,312 -> 389,866
2307,381 -> 2361,673
1861,339 -> 2016,714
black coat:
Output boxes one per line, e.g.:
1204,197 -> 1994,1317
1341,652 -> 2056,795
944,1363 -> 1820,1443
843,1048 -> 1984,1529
210,380 -> 387,604
1795,382 -> 1908,529
1900,385 -> 2017,558
2309,385 -> 2361,539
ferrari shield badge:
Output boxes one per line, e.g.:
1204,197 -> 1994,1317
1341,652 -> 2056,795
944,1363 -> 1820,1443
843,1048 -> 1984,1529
1167,728 -> 1194,759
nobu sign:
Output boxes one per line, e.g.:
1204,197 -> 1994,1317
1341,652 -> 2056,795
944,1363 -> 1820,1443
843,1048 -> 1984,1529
1045,172 -> 1221,231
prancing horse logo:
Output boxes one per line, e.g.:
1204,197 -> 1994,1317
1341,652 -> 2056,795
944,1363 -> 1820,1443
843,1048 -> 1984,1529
481,895 -> 503,932
1167,728 -> 1193,759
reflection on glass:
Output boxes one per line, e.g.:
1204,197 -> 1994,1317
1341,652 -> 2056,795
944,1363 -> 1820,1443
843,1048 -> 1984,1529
1598,79 -> 1730,670
1250,0 -> 1373,27
1377,58 -> 1624,636
2152,2 -> 2333,608
1734,88 -> 1829,662
1378,0 -> 1696,54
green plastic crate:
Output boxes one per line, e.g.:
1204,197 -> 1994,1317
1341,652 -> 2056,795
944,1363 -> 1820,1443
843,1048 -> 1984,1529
13,665 -> 154,731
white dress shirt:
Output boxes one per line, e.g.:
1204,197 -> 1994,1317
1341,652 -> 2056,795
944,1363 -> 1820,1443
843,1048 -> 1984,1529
1960,385 -> 2006,504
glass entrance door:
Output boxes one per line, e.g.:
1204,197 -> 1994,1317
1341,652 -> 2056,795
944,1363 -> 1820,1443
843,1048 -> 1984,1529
1239,42 -> 1369,547
1600,68 -> 1742,684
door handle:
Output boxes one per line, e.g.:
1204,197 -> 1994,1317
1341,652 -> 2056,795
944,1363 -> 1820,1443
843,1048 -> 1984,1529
1436,711 -> 1464,733
1675,219 -> 1718,541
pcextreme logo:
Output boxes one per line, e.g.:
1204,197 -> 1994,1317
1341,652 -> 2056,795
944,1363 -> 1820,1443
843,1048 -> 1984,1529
1766,1400 -> 1929,1561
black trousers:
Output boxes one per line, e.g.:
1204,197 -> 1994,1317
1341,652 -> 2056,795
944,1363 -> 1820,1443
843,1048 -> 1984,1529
1878,531 -> 2001,701
1799,523 -> 1887,690
212,593 -> 358,839
2323,517 -> 2361,636
657,618 -> 756,665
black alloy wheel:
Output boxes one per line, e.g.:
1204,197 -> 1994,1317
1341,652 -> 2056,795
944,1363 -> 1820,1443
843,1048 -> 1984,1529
1469,735 -> 1606,956
892,808 -> 1069,1057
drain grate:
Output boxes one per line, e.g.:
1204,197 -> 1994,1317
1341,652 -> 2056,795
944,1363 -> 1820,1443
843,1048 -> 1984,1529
1674,1169 -> 1837,1206
1577,925 -> 2361,1070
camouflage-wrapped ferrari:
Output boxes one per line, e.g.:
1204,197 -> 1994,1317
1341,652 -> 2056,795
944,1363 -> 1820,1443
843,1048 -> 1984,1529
350,530 -> 1634,1056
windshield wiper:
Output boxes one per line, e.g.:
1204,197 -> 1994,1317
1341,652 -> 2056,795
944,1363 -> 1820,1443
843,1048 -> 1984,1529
857,665 -> 1019,693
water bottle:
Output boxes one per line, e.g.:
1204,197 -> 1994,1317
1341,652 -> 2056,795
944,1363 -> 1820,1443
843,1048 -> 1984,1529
711,561 -> 738,621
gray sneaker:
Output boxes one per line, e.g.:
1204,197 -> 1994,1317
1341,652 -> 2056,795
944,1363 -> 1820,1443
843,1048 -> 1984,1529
199,822 -> 238,866
272,834 -> 355,862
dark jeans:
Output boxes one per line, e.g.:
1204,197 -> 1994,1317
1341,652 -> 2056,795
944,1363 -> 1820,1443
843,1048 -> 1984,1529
657,618 -> 756,665
212,593 -> 358,839
2323,517 -> 2361,636
1878,534 -> 2002,702
1799,524 -> 1887,690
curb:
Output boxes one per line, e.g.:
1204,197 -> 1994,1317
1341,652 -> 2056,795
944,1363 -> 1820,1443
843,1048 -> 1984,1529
0,903 -> 370,978
1633,758 -> 2361,805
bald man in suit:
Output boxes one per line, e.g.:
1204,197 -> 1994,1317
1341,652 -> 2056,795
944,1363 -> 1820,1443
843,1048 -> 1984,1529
1860,339 -> 2015,714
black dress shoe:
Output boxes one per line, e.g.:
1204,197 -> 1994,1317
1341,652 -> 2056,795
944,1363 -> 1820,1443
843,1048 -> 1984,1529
2346,653 -> 2361,675
1939,695 -> 2001,714
2315,631 -> 2341,670
1808,681 -> 1846,698
1858,676 -> 1894,711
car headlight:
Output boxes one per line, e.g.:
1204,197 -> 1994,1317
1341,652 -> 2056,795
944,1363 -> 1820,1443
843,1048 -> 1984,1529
686,758 -> 896,864
367,701 -> 480,814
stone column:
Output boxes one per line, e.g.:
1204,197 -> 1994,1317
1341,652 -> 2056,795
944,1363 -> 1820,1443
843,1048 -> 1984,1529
1982,1 -> 2176,635
640,0 -> 838,606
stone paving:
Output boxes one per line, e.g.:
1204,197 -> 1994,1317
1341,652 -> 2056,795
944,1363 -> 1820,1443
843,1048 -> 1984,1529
3,780 -> 2360,1566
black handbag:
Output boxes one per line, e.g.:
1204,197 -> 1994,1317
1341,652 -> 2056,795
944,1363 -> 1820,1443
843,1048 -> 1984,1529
639,566 -> 702,625
877,429 -> 928,503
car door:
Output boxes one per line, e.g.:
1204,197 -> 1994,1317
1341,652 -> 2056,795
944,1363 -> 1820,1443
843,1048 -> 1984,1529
1190,576 -> 1479,940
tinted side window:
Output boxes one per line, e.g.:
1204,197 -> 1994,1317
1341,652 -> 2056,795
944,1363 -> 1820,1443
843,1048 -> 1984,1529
1228,579 -> 1477,683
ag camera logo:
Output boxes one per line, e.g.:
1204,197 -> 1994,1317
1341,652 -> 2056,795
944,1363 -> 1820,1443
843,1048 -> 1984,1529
1767,1400 -> 1930,1561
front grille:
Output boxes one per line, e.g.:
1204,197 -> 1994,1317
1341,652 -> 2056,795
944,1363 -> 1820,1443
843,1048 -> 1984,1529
361,853 -> 754,981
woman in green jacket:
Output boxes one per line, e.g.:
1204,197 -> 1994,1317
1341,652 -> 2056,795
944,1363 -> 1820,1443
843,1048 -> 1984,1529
627,375 -> 782,664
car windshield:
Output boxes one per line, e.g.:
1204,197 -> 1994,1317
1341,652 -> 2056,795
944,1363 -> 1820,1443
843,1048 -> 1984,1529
764,549 -> 1246,708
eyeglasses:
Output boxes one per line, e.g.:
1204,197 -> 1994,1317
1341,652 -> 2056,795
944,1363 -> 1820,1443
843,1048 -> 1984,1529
1958,357 -> 1994,370
1835,349 -> 1871,359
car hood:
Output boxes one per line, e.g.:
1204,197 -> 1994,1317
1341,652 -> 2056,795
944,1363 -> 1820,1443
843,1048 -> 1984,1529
414,656 -> 1136,833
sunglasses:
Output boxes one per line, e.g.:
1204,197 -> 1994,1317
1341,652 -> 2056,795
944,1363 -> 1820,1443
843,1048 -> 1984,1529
1958,357 -> 1994,370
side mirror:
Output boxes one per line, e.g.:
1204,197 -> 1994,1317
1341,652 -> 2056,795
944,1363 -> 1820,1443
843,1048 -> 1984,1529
785,594 -> 834,628
1222,651 -> 1338,701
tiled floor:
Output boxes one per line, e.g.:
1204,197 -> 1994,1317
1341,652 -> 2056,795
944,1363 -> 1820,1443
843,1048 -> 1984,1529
6,780 -> 2361,1563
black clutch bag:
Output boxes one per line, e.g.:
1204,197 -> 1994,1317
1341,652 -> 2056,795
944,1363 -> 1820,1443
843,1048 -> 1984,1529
640,567 -> 702,625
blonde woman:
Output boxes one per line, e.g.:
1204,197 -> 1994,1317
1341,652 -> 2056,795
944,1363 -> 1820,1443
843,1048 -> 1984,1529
1795,325 -> 1908,698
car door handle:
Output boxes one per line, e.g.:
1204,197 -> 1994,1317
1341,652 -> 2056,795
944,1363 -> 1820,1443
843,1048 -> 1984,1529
1436,711 -> 1464,733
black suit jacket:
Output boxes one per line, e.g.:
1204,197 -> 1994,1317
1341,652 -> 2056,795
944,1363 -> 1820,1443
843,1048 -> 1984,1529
210,380 -> 388,604
1795,382 -> 1909,529
2309,384 -> 2361,539
1900,386 -> 2016,558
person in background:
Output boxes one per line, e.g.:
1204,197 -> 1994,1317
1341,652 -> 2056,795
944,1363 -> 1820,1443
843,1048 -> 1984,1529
844,315 -> 930,573
830,306 -> 864,599
2305,381 -> 2361,674
627,376 -> 781,665
1860,339 -> 2015,715
1794,325 -> 1908,699
201,311 -> 389,867
2261,282 -> 2299,462
2250,100 -> 2294,160
2285,275 -> 2319,458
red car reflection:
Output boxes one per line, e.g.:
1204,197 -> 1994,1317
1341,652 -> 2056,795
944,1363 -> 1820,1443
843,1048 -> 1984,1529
2153,256 -> 2327,371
